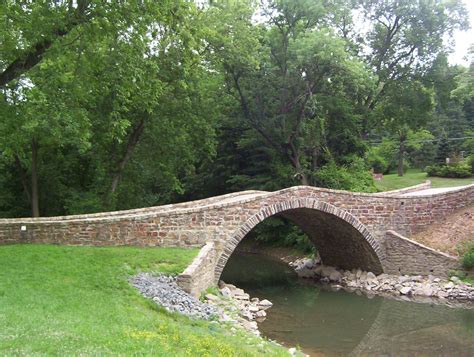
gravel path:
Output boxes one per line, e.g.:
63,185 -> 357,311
131,273 -> 218,320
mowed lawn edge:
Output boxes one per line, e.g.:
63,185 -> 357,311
0,244 -> 286,356
375,169 -> 474,191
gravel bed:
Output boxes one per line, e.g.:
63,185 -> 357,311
131,273 -> 218,320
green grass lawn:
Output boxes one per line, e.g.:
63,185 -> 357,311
0,245 -> 285,356
375,169 -> 474,191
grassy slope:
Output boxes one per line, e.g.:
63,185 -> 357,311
375,169 -> 474,191
0,245 -> 285,356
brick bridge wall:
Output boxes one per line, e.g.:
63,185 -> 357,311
0,184 -> 472,295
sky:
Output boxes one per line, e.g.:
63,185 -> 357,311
449,0 -> 474,65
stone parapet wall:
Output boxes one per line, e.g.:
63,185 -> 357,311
383,230 -> 460,277
0,184 -> 472,249
177,242 -> 218,297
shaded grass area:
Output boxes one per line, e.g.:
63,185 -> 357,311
0,245 -> 285,356
375,169 -> 474,191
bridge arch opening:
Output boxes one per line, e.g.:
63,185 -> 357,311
215,199 -> 385,283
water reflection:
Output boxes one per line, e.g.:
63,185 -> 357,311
221,252 -> 474,356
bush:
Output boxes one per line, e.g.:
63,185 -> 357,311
462,244 -> 474,270
366,148 -> 389,174
425,163 -> 472,178
313,159 -> 377,193
468,154 -> 474,174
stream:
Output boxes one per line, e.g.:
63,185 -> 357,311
221,252 -> 474,356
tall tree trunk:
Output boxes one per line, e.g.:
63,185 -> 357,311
288,144 -> 309,185
108,118 -> 146,200
15,155 -> 32,203
31,139 -> 40,217
397,133 -> 406,177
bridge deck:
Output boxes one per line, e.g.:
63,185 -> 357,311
401,186 -> 469,196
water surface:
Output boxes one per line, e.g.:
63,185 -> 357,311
221,252 -> 474,356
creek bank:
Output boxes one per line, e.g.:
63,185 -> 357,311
132,273 -> 303,355
291,257 -> 474,305
203,281 -> 273,336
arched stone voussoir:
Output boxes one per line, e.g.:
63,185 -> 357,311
214,198 -> 387,283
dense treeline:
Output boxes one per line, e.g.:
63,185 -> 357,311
0,0 -> 472,218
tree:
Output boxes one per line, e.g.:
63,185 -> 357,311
357,0 -> 468,134
375,80 -> 434,176
211,0 -> 373,185
0,1 -> 220,216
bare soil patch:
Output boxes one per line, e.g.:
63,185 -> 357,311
411,205 -> 474,257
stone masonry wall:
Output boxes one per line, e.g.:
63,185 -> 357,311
383,230 -> 460,277
1,184 -> 472,249
177,241 -> 217,297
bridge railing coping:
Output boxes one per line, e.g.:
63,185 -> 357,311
0,190 -> 267,223
385,230 -> 458,260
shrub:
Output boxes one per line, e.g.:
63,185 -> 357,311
462,244 -> 474,270
468,154 -> 474,174
366,148 -> 389,174
313,159 -> 377,193
425,163 -> 472,178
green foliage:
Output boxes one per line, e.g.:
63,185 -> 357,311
461,244 -> 474,270
313,159 -> 377,193
366,147 -> 389,174
249,217 -> 316,254
406,130 -> 437,169
426,163 -> 472,178
468,154 -> 474,174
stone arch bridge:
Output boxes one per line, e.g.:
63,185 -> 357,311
0,182 -> 472,296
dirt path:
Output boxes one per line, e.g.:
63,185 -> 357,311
411,205 -> 474,257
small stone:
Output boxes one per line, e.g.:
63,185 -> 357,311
437,291 -> 448,298
289,347 -> 297,356
450,276 -> 461,283
444,281 -> 455,289
233,287 -> 245,295
234,293 -> 250,300
304,260 -> 315,269
242,320 -> 258,330
241,311 -> 254,321
367,272 -> 376,280
329,270 -> 342,282
258,299 -> 273,310
221,286 -> 232,298
398,275 -> 412,284
249,305 -> 259,313
255,310 -> 267,318
400,286 -> 412,295
421,286 -> 433,296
